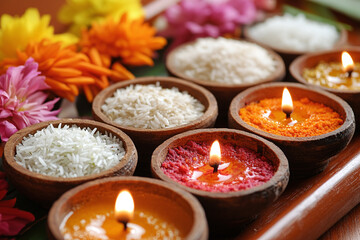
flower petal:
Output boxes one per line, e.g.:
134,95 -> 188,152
0,121 -> 18,142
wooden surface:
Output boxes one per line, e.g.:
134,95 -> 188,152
320,202 -> 360,240
235,130 -> 360,239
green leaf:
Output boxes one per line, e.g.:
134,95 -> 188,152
17,217 -> 48,240
283,5 -> 353,31
309,0 -> 360,21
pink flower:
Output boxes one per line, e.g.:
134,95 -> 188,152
0,58 -> 60,142
254,0 -> 276,11
159,0 -> 257,49
0,172 -> 35,237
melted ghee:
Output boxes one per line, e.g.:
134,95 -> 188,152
61,195 -> 186,240
303,61 -> 360,90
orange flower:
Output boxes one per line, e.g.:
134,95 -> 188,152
80,14 -> 167,66
0,40 -> 134,102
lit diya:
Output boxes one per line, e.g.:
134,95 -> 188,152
160,139 -> 275,192
303,51 -> 359,90
151,128 -> 289,233
228,82 -> 355,177
290,47 -> 360,122
48,177 -> 208,240
238,87 -> 343,137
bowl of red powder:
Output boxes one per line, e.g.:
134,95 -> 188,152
151,128 -> 289,235
228,82 -> 355,178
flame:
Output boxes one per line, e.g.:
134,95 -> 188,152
115,190 -> 134,225
209,140 -> 221,167
341,51 -> 354,73
281,88 -> 293,117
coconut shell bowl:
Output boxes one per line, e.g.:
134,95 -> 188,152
48,176 -> 208,240
290,47 -> 360,123
151,128 -> 289,235
243,16 -> 348,68
228,82 -> 355,178
165,39 -> 285,123
3,119 -> 138,207
92,76 -> 217,148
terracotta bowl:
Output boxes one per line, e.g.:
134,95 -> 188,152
243,16 -> 348,68
3,119 -> 137,207
290,47 -> 360,123
151,128 -> 289,235
228,82 -> 355,177
165,39 -> 285,123
92,76 -> 218,147
48,176 -> 208,240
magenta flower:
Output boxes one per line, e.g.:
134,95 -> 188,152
0,58 -> 60,142
159,0 -> 257,49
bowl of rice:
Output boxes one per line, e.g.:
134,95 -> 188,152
3,119 -> 138,207
165,37 -> 285,120
244,13 -> 348,66
92,76 -> 218,148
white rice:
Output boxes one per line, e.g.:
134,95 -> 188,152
14,124 -> 125,178
101,82 -> 205,129
247,13 -> 339,52
171,37 -> 277,84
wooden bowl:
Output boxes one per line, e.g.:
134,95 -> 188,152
243,15 -> 348,68
3,119 -> 138,207
165,39 -> 285,122
48,176 -> 208,240
151,128 -> 289,235
290,47 -> 360,123
228,82 -> 355,177
92,76 -> 218,148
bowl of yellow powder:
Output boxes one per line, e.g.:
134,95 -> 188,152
228,82 -> 355,178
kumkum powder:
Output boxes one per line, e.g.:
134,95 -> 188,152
239,98 -> 343,137
161,141 -> 275,192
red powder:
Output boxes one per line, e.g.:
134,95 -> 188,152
161,141 -> 275,192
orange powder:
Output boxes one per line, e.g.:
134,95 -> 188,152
239,98 -> 343,137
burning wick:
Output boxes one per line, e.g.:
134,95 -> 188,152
209,140 -> 221,173
281,88 -> 293,119
115,190 -> 134,231
341,51 -> 354,77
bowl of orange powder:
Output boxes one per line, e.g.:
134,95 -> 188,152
228,82 -> 355,177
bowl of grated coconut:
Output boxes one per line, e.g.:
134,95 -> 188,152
165,37 -> 285,123
3,119 -> 138,207
243,13 -> 348,67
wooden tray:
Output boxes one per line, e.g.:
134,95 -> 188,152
1,1 -> 359,238
1,124 -> 359,240
235,131 -> 360,240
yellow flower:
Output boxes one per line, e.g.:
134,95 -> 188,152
0,8 -> 78,60
58,0 -> 144,36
